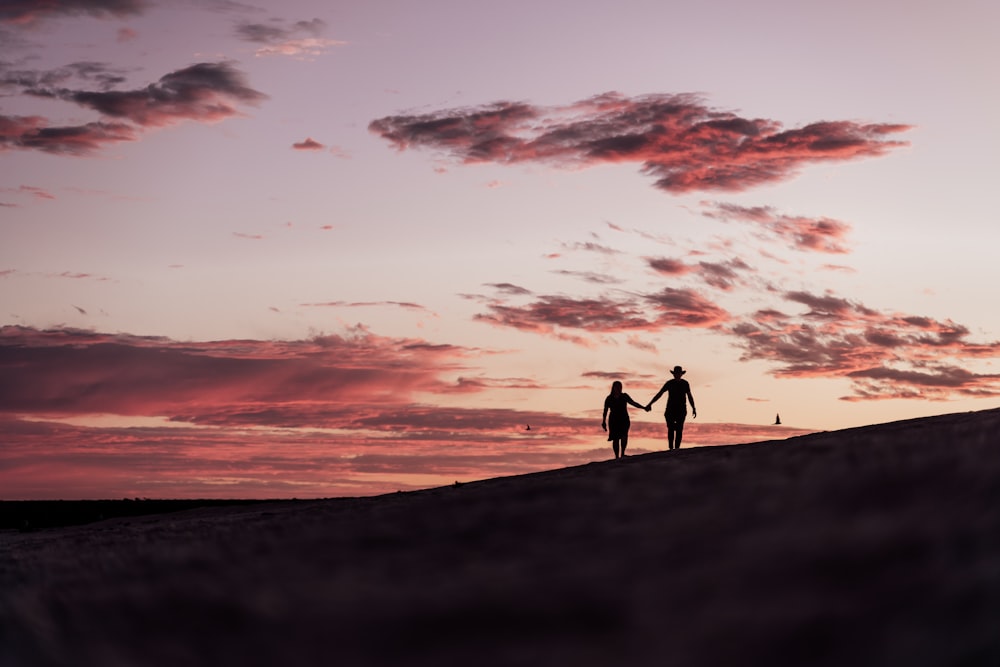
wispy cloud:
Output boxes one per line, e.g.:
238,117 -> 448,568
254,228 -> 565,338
1,61 -> 129,91
2,62 -> 266,155
474,286 -> 729,343
703,202 -> 853,254
29,62 -> 266,127
301,301 -> 434,313
0,185 -> 56,201
729,290 -> 1000,400
235,17 -> 345,58
371,92 -> 911,194
0,114 -> 136,155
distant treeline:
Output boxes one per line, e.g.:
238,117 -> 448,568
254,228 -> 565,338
0,499 -> 276,532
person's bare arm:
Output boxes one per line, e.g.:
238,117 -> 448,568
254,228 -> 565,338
646,384 -> 666,410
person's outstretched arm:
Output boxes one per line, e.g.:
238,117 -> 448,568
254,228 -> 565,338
626,395 -> 645,410
646,384 -> 666,410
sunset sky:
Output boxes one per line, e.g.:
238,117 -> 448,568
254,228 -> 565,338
2,0 -> 999,499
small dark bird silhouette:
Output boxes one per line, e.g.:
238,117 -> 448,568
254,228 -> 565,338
774,414 -> 781,425
525,424 -> 531,431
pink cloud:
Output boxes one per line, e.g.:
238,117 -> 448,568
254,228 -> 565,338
729,290 -> 1000,400
704,203 -> 853,254
370,92 -> 910,194
696,258 -> 753,291
2,63 -> 264,156
235,18 -> 346,58
474,286 -> 728,342
0,411 -> 814,499
0,326 -> 477,422
645,287 -> 730,327
0,114 -> 136,155
647,257 -> 694,276
0,326 -> 821,498
293,137 -> 325,150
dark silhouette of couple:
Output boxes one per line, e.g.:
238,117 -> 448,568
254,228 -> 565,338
601,366 -> 697,459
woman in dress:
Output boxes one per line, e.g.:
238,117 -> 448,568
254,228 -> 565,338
602,380 -> 649,459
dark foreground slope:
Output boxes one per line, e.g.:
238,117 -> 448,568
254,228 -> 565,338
3,409 -> 1000,666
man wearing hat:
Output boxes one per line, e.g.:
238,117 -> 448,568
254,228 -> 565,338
646,365 -> 697,450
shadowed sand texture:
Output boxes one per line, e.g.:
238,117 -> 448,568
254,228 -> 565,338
3,408 -> 1000,666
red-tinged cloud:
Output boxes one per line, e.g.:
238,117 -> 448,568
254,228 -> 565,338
293,137 -> 324,150
705,202 -> 853,254
474,287 -> 729,341
30,62 -> 267,128
729,289 -> 1000,400
2,63 -> 264,156
696,258 -> 753,291
647,257 -> 694,276
646,287 -> 730,327
476,295 -> 655,336
370,92 -> 911,194
0,0 -> 146,26
0,411 -> 817,500
0,114 -> 136,155
0,325 -> 478,421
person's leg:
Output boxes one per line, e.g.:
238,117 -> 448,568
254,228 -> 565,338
674,416 -> 687,449
612,439 -> 620,459
620,433 -> 628,457
665,417 -> 675,449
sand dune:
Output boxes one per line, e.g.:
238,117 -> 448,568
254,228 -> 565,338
3,408 -> 1000,666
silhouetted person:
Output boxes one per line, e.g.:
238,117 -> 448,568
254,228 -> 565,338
602,380 -> 649,459
774,414 -> 781,425
646,365 -> 696,450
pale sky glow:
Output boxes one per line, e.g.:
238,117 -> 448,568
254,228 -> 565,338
2,0 -> 999,499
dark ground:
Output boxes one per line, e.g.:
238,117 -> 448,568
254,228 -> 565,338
3,408 -> 1000,666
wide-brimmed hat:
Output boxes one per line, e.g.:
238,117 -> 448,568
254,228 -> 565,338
671,365 -> 686,376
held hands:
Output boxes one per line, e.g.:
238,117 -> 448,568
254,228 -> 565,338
644,404 -> 651,412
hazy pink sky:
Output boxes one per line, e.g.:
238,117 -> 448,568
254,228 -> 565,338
2,0 -> 999,499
